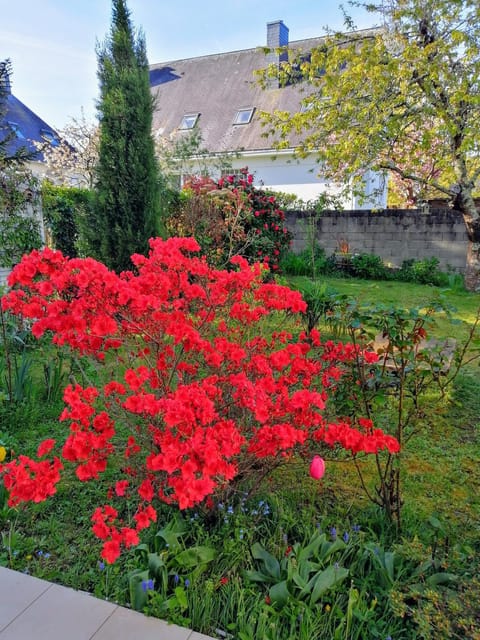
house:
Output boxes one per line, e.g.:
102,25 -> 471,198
0,64 -> 59,285
0,65 -> 60,172
149,20 -> 387,209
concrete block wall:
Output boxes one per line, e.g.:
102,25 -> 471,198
285,208 -> 469,272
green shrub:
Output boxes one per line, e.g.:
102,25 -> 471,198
280,248 -> 333,278
350,253 -> 390,280
396,257 -> 450,286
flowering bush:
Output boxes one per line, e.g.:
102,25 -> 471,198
0,238 -> 399,563
170,168 -> 291,270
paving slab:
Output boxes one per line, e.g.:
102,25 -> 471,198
0,568 -> 52,632
91,606 -> 191,640
0,567 -> 217,640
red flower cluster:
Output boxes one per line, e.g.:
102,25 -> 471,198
0,237 -> 399,562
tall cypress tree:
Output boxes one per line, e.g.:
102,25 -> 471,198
93,0 -> 164,272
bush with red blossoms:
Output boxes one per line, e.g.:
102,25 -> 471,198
0,238 -> 399,563
172,168 -> 292,270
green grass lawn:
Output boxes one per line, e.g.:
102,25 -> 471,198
1,276 -> 480,639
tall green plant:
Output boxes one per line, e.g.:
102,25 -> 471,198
93,0 -> 165,272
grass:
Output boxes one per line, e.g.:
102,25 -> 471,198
1,275 -> 480,639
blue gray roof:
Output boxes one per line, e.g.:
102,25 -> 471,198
1,91 -> 59,160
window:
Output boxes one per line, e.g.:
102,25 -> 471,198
233,108 -> 254,125
300,102 -> 314,113
8,121 -> 25,138
179,113 -> 199,130
41,129 -> 60,146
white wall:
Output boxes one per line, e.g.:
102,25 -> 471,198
205,152 -> 388,210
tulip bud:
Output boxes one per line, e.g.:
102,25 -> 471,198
309,455 -> 325,479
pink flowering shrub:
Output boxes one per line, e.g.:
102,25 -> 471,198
0,237 -> 399,563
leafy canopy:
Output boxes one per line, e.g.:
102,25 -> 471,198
259,0 -> 480,210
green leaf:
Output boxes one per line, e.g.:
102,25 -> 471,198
291,570 -> 308,590
147,552 -> 166,577
297,532 -> 326,563
251,542 -> 281,579
175,546 -> 216,568
310,565 -> 349,604
426,572 -> 458,586
269,580 -> 290,606
128,569 -> 149,611
174,586 -> 188,609
244,569 -> 272,584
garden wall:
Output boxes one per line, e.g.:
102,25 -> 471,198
285,207 -> 469,272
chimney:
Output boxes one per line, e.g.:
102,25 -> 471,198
267,20 -> 289,50
0,60 -> 12,94
266,20 -> 289,88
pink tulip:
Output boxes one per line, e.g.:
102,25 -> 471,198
309,455 -> 325,480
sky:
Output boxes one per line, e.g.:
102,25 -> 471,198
1,1 -> 377,130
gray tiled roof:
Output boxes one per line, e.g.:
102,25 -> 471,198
149,34 -> 328,154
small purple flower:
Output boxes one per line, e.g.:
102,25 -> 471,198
141,579 -> 154,592
352,524 -> 361,533
184,579 -> 190,588
98,561 -> 105,571
173,574 -> 179,585
330,527 -> 337,540
342,532 -> 350,543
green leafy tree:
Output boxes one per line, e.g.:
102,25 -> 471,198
259,0 -> 480,289
93,0 -> 165,272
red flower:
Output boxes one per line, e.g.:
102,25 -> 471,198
37,439 -> 56,458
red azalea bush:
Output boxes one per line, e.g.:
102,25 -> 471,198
0,237 -> 399,563
172,168 -> 292,270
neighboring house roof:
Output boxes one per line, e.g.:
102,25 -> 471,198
149,22 -> 375,156
1,90 -> 59,161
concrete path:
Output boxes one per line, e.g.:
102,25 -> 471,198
0,566 -> 217,640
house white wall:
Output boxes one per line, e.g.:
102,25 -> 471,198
185,150 -> 388,210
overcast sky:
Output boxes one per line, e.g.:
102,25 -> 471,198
1,0 -> 376,130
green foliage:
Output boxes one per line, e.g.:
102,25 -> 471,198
129,514 -> 216,613
283,249 -> 462,288
259,0 -> 480,286
0,170 -> 42,268
397,257 -> 450,286
0,272 -> 479,638
93,0 -> 165,272
350,253 -> 390,281
295,280 -> 339,332
41,181 -> 94,257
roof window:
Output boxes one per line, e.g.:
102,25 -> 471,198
8,121 -> 25,139
41,129 -> 60,146
179,113 -> 199,130
233,108 -> 254,125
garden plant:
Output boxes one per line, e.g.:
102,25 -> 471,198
0,240 -> 479,639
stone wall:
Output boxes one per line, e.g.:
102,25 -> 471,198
285,208 -> 469,271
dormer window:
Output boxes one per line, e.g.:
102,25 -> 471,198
180,113 -> 199,130
41,129 -> 60,146
8,121 -> 25,139
233,108 -> 254,125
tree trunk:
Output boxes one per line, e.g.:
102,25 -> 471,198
455,189 -> 480,291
